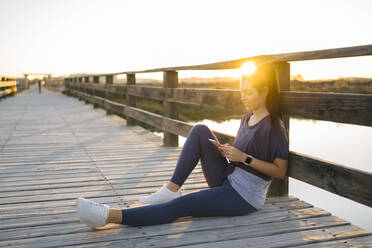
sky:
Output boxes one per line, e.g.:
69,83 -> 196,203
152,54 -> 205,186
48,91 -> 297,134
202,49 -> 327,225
0,0 -> 372,79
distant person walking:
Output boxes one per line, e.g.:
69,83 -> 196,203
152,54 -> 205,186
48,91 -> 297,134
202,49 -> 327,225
38,80 -> 42,94
76,63 -> 289,228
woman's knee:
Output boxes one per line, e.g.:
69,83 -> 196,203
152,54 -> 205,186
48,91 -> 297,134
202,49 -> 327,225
193,124 -> 208,131
191,124 -> 211,136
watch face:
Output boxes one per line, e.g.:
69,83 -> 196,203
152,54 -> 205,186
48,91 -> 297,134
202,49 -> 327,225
245,156 -> 252,164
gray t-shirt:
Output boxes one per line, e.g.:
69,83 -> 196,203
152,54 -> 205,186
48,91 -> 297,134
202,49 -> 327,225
227,113 -> 289,209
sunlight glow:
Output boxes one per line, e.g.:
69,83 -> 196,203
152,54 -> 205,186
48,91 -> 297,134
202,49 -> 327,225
240,62 -> 256,76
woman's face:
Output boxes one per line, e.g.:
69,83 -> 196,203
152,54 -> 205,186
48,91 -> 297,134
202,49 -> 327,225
240,77 -> 267,112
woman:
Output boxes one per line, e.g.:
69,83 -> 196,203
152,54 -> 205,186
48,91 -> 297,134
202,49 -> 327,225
76,63 -> 289,228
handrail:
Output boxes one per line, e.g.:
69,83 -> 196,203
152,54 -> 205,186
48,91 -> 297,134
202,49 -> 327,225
0,76 -> 16,82
71,82 -> 372,126
69,44 -> 372,77
0,76 -> 18,98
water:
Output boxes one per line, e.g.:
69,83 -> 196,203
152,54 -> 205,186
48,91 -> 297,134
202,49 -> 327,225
155,117 -> 372,231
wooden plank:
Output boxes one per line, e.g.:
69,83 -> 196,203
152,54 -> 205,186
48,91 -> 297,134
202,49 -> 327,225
0,168 -> 204,187
0,186 -> 303,219
75,44 -> 372,75
0,216 -> 354,248
281,91 -> 372,127
0,161 -> 185,180
0,153 -> 182,168
124,104 -> 236,144
0,174 -> 206,205
0,81 -> 16,88
296,235 -> 372,247
0,207 -> 328,247
126,86 -> 244,111
0,159 -> 183,177
0,196 -> 298,220
166,88 -> 244,111
68,44 -> 372,80
0,196 -> 307,234
127,85 -> 164,101
0,197 -> 301,223
288,152 -> 372,208
71,86 -> 372,127
125,105 -> 162,130
0,147 -> 180,159
153,225 -> 370,248
0,175 -> 206,199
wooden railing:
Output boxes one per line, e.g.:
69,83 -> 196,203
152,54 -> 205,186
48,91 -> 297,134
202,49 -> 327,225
0,76 -> 18,99
63,44 -> 372,206
45,77 -> 64,86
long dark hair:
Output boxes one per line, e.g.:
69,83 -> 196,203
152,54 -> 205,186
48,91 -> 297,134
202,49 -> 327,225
242,63 -> 288,135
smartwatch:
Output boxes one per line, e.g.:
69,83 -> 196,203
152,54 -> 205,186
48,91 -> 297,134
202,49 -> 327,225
244,154 -> 253,165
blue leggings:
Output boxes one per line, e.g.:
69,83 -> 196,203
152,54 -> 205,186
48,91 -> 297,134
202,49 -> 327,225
121,124 -> 256,226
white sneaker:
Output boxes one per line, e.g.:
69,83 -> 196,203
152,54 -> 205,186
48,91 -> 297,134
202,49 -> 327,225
76,197 -> 109,228
139,184 -> 182,205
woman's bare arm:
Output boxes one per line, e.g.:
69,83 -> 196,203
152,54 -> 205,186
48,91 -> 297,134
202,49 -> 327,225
222,145 -> 288,179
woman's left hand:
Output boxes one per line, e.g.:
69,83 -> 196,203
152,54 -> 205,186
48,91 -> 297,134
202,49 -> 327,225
220,145 -> 246,162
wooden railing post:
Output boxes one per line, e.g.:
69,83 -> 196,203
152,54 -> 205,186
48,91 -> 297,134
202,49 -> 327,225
93,76 -> 99,108
163,71 -> 179,147
63,78 -> 69,94
126,73 -> 136,126
84,77 -> 90,103
267,62 -> 290,197
105,75 -> 114,115
73,78 -> 76,92
79,77 -> 83,94
72,78 -> 76,96
77,78 -> 83,101
24,74 -> 29,89
81,77 -> 87,103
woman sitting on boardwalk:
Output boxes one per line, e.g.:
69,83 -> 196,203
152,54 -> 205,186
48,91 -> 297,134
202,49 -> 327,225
76,63 -> 289,228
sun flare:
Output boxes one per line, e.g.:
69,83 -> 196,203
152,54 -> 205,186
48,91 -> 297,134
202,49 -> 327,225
240,62 -> 256,75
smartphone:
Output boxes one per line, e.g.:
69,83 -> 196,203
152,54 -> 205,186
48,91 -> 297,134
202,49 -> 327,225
208,138 -> 230,163
208,138 -> 222,148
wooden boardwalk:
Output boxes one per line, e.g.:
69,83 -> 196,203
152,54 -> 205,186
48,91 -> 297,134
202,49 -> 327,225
0,87 -> 371,247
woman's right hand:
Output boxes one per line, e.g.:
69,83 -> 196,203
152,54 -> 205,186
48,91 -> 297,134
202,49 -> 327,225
218,143 -> 230,157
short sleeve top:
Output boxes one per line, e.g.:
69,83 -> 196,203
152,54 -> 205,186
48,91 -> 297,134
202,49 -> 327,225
227,113 -> 289,209
233,112 -> 289,179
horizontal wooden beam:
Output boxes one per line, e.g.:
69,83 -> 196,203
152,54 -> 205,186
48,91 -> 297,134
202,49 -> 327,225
0,81 -> 17,88
124,44 -> 372,73
166,88 -> 244,111
70,84 -> 372,126
124,104 -> 236,144
77,88 -> 236,143
0,77 -> 16,81
288,152 -> 372,207
127,85 -> 163,101
67,44 -> 372,77
281,91 -> 372,127
0,87 -> 17,97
